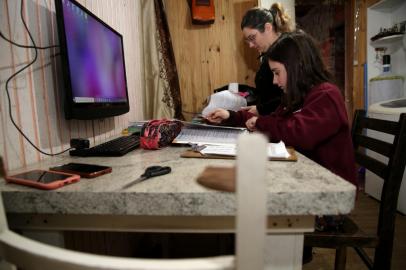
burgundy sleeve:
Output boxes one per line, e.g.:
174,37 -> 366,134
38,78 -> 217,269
255,88 -> 346,150
222,110 -> 256,127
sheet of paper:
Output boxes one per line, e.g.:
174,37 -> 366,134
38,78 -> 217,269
202,91 -> 247,117
173,127 -> 247,145
267,141 -> 290,158
200,141 -> 290,158
181,121 -> 246,131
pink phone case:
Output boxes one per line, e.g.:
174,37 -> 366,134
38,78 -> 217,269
6,170 -> 80,190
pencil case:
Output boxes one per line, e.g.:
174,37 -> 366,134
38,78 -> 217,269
140,119 -> 183,150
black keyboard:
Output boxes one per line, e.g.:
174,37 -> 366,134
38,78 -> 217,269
69,134 -> 140,157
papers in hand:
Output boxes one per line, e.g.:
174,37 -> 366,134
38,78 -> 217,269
173,122 -> 247,145
200,141 -> 290,159
202,90 -> 247,117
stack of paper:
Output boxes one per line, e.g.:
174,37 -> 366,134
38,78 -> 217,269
200,141 -> 290,159
173,122 -> 247,145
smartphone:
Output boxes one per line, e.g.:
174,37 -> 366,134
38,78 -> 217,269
49,163 -> 112,178
5,170 -> 80,190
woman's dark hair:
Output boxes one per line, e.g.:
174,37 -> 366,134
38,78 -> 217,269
265,31 -> 333,113
241,2 -> 293,33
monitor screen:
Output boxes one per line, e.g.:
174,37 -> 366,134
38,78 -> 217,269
55,0 -> 130,119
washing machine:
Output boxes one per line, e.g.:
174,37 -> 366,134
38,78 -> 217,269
366,98 -> 406,214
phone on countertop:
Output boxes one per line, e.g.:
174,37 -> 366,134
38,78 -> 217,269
5,170 -> 80,190
49,163 -> 112,178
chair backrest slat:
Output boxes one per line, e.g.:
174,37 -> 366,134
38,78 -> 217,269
353,134 -> 393,157
236,133 -> 267,270
359,117 -> 399,135
354,149 -> 387,179
352,110 -> 406,270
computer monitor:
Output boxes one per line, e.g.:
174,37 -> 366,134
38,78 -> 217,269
55,0 -> 130,120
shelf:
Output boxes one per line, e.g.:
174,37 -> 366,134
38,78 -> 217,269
369,0 -> 405,12
370,34 -> 404,54
371,34 -> 404,46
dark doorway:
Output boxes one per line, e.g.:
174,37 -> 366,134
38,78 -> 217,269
295,0 -> 346,93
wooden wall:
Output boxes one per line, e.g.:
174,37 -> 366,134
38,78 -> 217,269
164,0 -> 259,120
352,0 -> 367,114
0,0 -> 144,170
351,0 -> 380,114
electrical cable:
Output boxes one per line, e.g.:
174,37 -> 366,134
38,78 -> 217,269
0,30 -> 59,49
3,0 -> 72,156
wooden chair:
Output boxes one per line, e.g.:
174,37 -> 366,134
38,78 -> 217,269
0,133 -> 268,270
304,109 -> 406,270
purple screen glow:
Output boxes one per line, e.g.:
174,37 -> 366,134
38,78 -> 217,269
62,0 -> 127,103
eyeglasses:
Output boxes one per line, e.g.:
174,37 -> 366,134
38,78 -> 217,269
244,32 -> 257,43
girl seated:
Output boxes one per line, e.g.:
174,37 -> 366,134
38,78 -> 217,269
206,32 -> 357,187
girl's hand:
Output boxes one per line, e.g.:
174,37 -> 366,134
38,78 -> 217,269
205,109 -> 230,124
245,116 -> 258,131
240,105 -> 258,116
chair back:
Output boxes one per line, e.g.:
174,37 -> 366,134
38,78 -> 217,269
0,134 -> 268,270
236,133 -> 268,269
351,109 -> 406,269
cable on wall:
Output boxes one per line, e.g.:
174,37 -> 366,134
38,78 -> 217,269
1,0 -> 71,156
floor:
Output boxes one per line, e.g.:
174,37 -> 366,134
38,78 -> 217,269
303,191 -> 406,270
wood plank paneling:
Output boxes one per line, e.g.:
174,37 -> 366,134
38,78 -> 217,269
345,0 -> 355,122
0,0 -> 143,170
164,0 -> 258,119
352,0 -> 367,113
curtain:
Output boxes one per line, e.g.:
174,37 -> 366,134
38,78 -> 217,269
141,0 -> 184,120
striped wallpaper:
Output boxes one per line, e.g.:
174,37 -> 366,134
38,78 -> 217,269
0,0 -> 144,170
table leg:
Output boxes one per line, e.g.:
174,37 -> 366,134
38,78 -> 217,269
265,234 -> 304,270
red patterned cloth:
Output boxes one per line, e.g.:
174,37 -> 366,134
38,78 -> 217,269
140,119 -> 183,150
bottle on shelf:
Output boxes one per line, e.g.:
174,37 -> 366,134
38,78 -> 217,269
368,54 -> 404,107
382,54 -> 391,73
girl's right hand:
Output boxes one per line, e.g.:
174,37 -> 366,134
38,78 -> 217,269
205,109 -> 230,124
245,116 -> 258,131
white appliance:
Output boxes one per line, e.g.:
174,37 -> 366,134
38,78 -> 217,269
366,98 -> 406,214
368,73 -> 404,107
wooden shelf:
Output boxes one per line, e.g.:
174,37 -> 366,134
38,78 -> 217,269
370,34 -> 404,54
370,0 -> 405,12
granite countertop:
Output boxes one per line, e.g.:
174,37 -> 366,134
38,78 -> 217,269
0,146 -> 356,216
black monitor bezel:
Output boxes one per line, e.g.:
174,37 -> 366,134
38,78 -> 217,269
55,0 -> 130,120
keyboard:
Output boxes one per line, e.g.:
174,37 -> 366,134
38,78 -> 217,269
69,134 -> 140,157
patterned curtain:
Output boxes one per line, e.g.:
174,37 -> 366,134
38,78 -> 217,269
141,0 -> 184,120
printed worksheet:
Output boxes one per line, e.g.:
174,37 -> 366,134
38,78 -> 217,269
199,141 -> 290,158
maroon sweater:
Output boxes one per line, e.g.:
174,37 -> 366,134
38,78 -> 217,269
226,82 -> 357,187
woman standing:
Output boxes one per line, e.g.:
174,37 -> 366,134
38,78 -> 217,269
218,3 -> 294,116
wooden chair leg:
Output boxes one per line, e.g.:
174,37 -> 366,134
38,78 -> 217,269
335,247 -> 347,270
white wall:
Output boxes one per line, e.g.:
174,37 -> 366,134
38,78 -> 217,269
0,0 -> 144,170
367,0 -> 406,103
